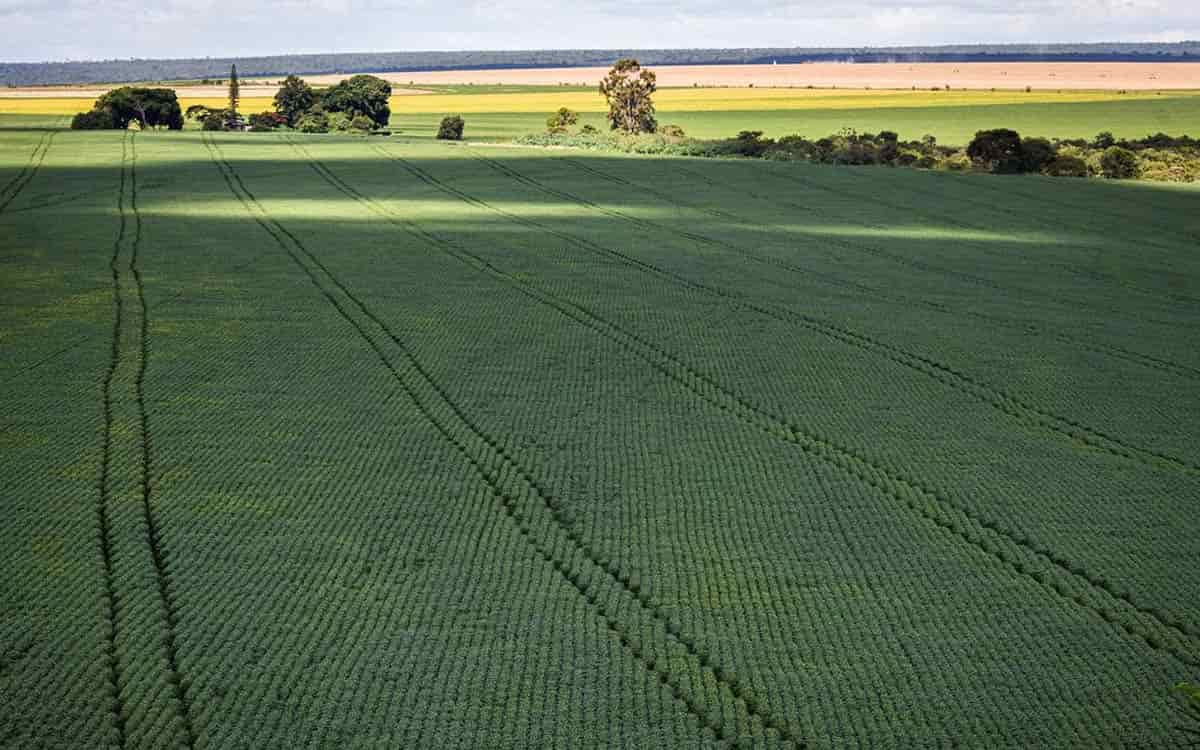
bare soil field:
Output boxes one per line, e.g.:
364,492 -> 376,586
305,62 -> 1200,90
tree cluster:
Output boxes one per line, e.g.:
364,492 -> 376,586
519,126 -> 1199,182
70,87 -> 183,130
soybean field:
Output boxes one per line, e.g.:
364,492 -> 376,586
2,127 -> 1200,748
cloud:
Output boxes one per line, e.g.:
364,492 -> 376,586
2,0 -> 1198,62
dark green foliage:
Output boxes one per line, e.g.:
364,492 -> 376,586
184,104 -> 212,122
273,75 -> 315,126
725,130 -> 773,158
296,111 -> 330,133
546,107 -> 579,133
600,59 -> 657,134
74,87 -> 185,130
1093,131 -> 1116,149
967,128 -> 1024,173
659,124 -> 686,138
70,108 -> 115,130
201,113 -> 226,131
1019,137 -> 1058,173
247,111 -> 287,132
437,115 -> 465,140
321,74 -> 392,128
1043,154 -> 1089,177
1100,146 -> 1140,178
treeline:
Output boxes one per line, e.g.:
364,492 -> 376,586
517,127 -> 1200,183
4,41 -> 1200,86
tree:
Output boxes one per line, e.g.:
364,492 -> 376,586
227,63 -> 241,128
599,59 -> 657,134
437,115 -> 465,140
321,74 -> 392,128
1099,146 -> 1139,179
1093,131 -> 1116,149
966,128 -> 1024,173
79,87 -> 184,130
546,107 -> 579,133
1019,137 -> 1057,173
273,75 -> 315,126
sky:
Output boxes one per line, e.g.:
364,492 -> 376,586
1,0 -> 1198,63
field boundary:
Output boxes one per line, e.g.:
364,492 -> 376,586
359,141 -> 1200,657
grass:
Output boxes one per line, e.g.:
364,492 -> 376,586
3,85 -> 1199,143
2,126 -> 1199,748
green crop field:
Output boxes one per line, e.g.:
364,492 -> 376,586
2,125 -> 1199,748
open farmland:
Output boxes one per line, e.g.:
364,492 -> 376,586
2,127 -> 1200,748
4,74 -> 1200,143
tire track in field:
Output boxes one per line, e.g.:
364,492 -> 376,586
0,131 -> 55,213
128,135 -> 197,749
356,144 -> 1200,665
466,150 -> 1200,479
96,130 -> 131,750
607,158 -> 1200,382
213,134 -> 801,748
97,133 -> 196,750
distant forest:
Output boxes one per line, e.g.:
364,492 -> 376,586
4,42 -> 1199,87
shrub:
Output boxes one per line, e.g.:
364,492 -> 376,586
247,111 -> 287,132
1019,137 -> 1057,173
1042,154 -> 1088,177
967,129 -> 1024,173
201,113 -> 226,131
1092,131 -> 1116,149
546,107 -> 579,133
348,114 -> 375,134
326,111 -> 352,132
580,124 -> 598,135
659,124 -> 686,138
1100,146 -> 1139,179
70,109 -> 116,130
184,104 -> 212,122
296,111 -> 330,133
437,115 -> 465,141
725,130 -> 773,158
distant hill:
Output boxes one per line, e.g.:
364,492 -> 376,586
3,42 -> 1199,87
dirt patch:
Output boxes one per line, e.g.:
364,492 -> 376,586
350,62 -> 1200,91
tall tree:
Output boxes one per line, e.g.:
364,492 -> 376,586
273,75 -> 315,126
599,59 -> 657,134
227,63 -> 241,127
